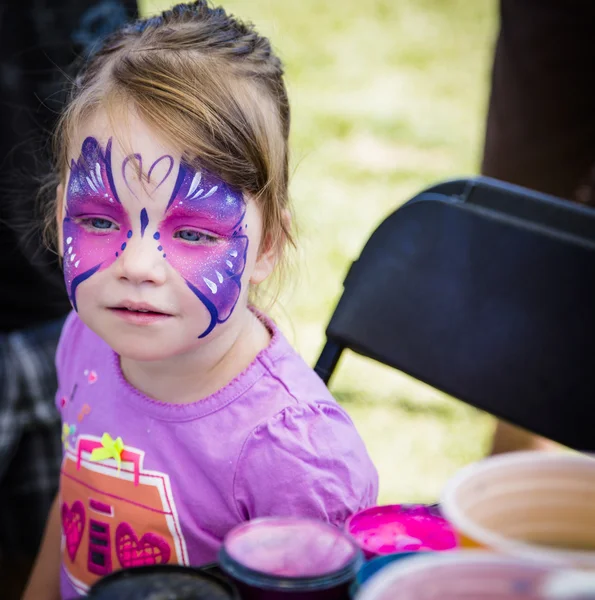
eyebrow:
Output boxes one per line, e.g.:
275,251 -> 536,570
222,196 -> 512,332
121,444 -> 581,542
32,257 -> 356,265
70,191 -> 122,211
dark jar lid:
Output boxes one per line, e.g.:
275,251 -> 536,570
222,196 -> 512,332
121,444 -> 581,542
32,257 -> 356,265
87,564 -> 239,600
219,517 -> 362,592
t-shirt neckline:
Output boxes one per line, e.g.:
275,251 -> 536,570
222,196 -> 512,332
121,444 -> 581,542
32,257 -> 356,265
110,309 -> 288,422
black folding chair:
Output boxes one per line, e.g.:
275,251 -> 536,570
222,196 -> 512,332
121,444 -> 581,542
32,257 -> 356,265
314,177 -> 595,451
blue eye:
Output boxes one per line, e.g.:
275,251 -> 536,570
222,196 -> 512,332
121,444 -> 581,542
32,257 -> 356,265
179,230 -> 201,242
91,218 -> 114,230
78,217 -> 118,232
174,229 -> 219,244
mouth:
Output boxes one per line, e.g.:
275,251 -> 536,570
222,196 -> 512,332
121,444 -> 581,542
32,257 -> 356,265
109,302 -> 173,323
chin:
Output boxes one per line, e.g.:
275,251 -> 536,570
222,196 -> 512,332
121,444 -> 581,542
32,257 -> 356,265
113,343 -> 178,362
101,329 -> 196,363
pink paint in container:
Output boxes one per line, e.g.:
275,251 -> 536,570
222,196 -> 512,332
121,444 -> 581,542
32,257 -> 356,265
345,504 -> 458,559
219,517 -> 363,600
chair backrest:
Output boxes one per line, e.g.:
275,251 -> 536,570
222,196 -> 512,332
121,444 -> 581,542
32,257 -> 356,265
314,177 -> 595,451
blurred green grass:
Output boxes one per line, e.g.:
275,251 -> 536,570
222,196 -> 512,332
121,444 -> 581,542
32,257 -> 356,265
140,0 -> 498,502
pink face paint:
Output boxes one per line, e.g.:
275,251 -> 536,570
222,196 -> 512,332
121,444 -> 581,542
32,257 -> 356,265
63,137 -> 132,310
63,137 -> 249,337
158,164 -> 248,338
345,504 -> 458,559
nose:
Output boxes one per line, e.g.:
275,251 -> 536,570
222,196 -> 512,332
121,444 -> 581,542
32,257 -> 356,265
115,234 -> 167,286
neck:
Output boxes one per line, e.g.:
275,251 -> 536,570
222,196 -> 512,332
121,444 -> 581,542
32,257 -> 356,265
120,309 -> 271,403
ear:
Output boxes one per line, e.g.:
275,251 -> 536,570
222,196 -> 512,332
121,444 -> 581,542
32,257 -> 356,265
56,183 -> 65,255
250,234 -> 279,285
250,209 -> 291,285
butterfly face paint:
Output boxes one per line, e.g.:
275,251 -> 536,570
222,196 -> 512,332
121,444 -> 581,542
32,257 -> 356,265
63,137 -> 132,311
63,136 -> 248,338
158,165 -> 248,338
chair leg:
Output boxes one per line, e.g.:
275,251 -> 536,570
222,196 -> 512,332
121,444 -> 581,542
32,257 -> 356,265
314,341 -> 344,385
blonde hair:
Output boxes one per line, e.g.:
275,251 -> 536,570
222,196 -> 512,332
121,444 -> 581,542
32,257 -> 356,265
50,1 -> 294,297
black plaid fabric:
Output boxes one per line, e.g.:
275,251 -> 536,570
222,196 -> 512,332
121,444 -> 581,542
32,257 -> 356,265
0,316 -> 65,560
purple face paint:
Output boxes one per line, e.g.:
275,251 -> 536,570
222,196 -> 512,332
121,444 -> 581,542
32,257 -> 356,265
158,164 -> 248,338
122,153 -> 175,200
63,137 -> 249,337
140,209 -> 149,237
63,137 -> 132,310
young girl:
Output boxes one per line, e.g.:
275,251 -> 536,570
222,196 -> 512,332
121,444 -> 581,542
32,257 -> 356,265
24,2 -> 378,598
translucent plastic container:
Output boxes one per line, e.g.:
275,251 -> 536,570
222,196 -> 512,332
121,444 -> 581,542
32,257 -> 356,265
356,551 -> 556,600
441,451 -> 595,568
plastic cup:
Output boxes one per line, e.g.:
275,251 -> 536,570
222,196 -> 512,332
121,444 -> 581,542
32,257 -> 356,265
219,517 -> 363,600
345,504 -> 458,559
440,451 -> 595,568
86,564 -> 239,600
356,551 -> 556,600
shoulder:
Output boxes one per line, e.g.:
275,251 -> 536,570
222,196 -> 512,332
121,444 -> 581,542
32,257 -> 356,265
248,314 -> 364,444
231,317 -> 378,523
253,315 -> 336,410
237,401 -> 375,475
233,357 -> 378,525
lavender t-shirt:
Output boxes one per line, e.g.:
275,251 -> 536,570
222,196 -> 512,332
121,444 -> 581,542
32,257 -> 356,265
55,312 -> 378,598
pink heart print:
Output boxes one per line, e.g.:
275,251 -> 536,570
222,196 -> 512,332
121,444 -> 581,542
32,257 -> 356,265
62,501 -> 86,562
88,371 -> 98,384
116,522 -> 171,568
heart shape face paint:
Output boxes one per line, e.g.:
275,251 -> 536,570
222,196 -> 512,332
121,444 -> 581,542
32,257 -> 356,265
122,153 -> 174,200
63,136 -> 249,338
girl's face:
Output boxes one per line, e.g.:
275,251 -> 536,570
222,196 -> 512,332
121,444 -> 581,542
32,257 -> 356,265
59,110 -> 275,361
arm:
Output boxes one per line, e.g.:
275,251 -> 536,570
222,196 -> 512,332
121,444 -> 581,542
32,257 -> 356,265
22,494 -> 61,600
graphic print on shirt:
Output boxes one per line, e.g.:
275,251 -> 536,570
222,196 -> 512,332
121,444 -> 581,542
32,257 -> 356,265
60,434 -> 188,595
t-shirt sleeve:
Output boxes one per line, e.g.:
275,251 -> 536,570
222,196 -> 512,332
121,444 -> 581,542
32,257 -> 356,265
54,310 -> 80,412
233,403 -> 378,527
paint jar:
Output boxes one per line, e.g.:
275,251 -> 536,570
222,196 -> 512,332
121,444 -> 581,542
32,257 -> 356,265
200,561 -> 230,581
86,564 -> 240,600
348,552 -> 421,599
345,504 -> 457,560
219,516 -> 363,600
356,552 -> 419,586
440,451 -> 595,568
355,551 -> 557,600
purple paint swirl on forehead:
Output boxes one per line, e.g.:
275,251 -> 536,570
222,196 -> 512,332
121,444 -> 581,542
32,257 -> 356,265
63,137 -> 130,310
159,163 -> 248,338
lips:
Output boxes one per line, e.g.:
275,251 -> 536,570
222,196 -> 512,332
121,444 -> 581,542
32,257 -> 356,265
110,301 -> 173,318
108,303 -> 173,326
111,301 -> 171,315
